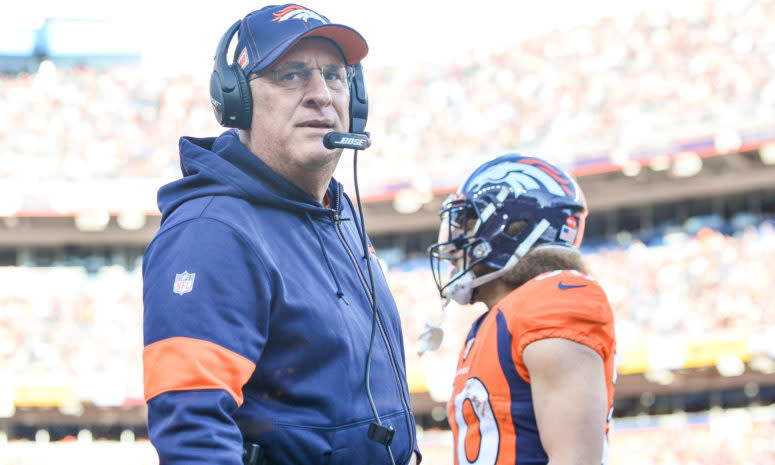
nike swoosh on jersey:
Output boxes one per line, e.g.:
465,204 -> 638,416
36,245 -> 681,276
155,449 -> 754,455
557,281 -> 587,289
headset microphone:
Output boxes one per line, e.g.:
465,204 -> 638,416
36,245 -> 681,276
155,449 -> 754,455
323,132 -> 371,150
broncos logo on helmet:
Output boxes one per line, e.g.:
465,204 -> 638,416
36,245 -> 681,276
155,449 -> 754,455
429,154 -> 587,306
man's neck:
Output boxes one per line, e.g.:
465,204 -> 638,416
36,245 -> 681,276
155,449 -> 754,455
474,278 -> 513,310
238,129 -> 336,204
288,170 -> 333,204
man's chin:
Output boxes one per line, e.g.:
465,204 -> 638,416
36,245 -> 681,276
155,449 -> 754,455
294,142 -> 342,166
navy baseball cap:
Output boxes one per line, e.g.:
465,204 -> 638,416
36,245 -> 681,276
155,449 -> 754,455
233,4 -> 368,76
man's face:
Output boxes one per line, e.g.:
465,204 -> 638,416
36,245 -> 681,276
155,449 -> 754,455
435,210 -> 478,282
246,38 -> 350,184
436,217 -> 466,274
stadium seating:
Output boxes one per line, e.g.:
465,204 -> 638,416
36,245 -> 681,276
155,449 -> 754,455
2,1 -> 775,463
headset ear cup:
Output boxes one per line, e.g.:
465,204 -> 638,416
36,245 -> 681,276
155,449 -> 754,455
209,70 -> 227,126
348,63 -> 368,134
209,20 -> 251,129
231,63 -> 252,129
209,63 -> 251,129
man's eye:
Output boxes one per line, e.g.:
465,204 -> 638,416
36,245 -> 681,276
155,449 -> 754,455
279,71 -> 302,82
324,71 -> 343,81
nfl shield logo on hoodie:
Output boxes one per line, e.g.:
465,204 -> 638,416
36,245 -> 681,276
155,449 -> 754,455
173,271 -> 196,295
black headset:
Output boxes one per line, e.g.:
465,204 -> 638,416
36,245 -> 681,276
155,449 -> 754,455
209,19 -> 369,134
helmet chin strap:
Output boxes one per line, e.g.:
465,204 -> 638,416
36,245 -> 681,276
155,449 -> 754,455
443,256 -> 517,306
443,219 -> 552,306
514,218 -> 551,257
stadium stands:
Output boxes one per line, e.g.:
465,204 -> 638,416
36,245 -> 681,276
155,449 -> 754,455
0,0 -> 774,206
3,407 -> 775,464
2,0 -> 775,463
1,216 -> 773,414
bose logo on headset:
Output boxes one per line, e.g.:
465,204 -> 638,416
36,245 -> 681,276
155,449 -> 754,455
209,20 -> 369,135
336,137 -> 367,147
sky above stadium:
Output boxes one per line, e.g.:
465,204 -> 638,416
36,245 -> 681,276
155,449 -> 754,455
7,0 -> 681,72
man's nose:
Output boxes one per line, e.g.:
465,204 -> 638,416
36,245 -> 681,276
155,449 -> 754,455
304,70 -> 333,106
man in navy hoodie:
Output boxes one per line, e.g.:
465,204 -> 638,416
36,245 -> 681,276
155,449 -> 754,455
142,4 -> 419,464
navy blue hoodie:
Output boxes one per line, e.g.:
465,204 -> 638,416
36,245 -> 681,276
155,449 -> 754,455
142,130 -> 418,464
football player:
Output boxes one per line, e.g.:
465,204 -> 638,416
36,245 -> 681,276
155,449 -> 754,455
429,154 -> 617,465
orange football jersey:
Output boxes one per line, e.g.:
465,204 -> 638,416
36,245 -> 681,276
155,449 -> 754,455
447,270 -> 616,465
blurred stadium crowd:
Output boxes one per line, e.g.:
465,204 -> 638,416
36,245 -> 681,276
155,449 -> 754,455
3,407 -> 775,464
606,408 -> 775,464
2,0 -> 775,463
1,0 -> 774,188
395,217 -> 775,372
1,216 -> 773,410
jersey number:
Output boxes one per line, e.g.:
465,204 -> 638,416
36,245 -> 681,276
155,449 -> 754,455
453,377 -> 499,465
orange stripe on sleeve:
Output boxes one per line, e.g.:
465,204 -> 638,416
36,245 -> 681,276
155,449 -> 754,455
143,337 -> 256,405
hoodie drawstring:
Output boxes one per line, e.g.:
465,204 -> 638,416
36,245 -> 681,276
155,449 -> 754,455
306,212 -> 348,304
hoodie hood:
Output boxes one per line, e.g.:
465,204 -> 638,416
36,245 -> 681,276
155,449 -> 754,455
158,130 -> 335,223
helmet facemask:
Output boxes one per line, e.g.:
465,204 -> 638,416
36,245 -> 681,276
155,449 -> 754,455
429,187 -> 523,306
429,194 -> 489,307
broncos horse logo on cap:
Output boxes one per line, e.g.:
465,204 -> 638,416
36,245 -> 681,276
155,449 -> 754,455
272,5 -> 328,23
